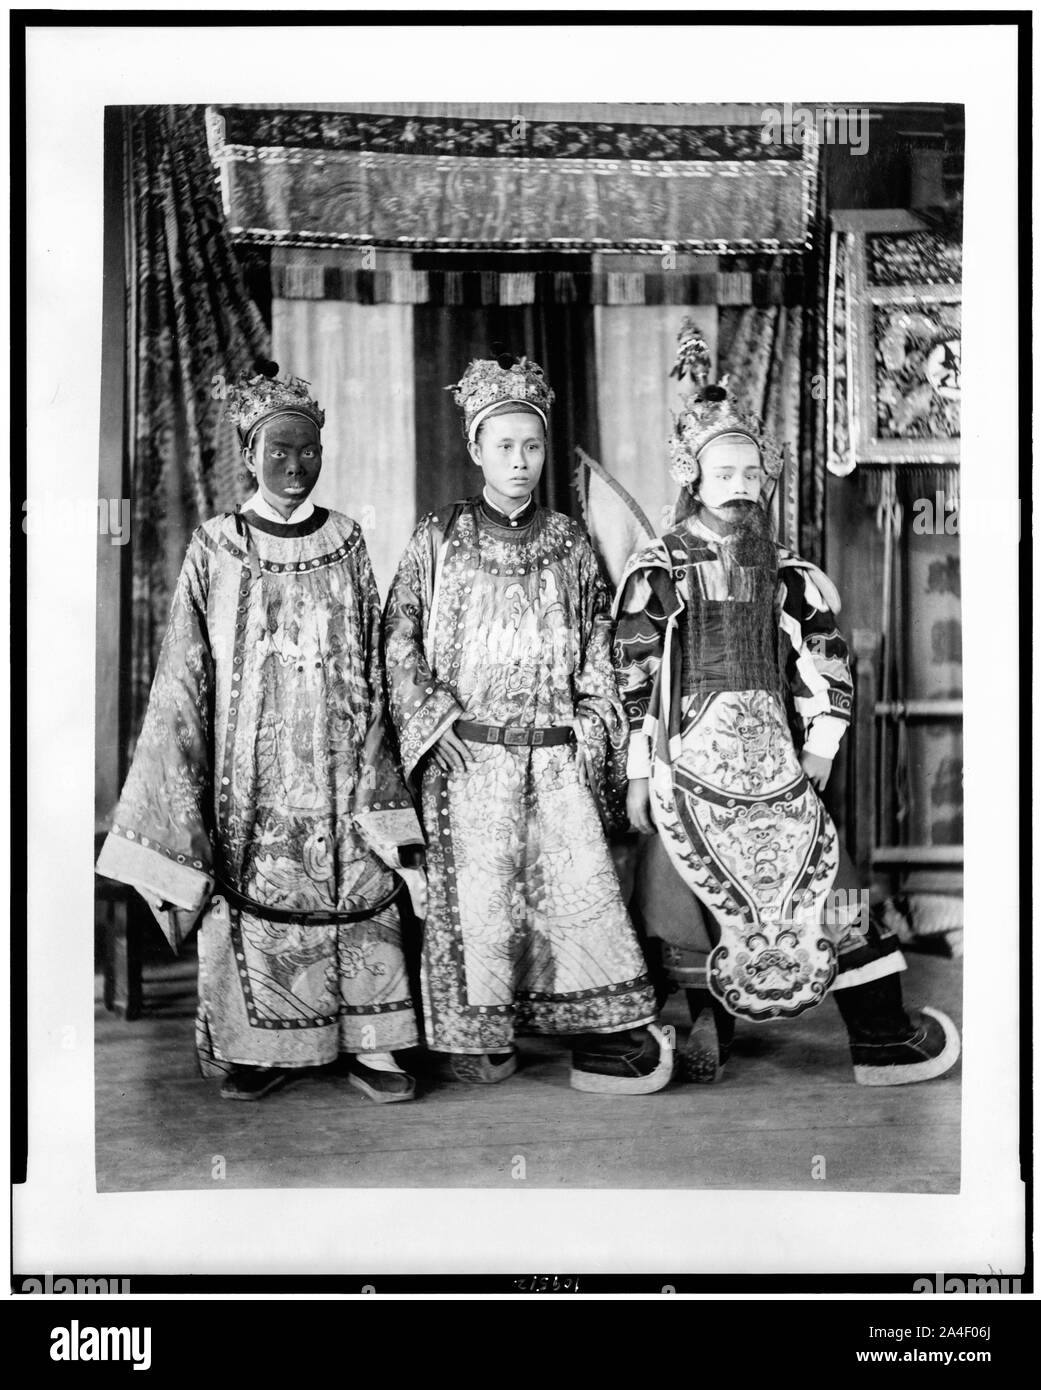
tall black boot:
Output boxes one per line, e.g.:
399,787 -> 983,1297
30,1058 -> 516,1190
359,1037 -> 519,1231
833,973 -> 960,1086
681,989 -> 736,1084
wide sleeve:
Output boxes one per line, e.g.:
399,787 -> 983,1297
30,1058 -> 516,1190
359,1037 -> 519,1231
382,514 -> 464,780
349,535 -> 428,918
777,562 -> 853,758
611,545 -> 676,780
94,531 -> 216,952
570,536 -> 629,825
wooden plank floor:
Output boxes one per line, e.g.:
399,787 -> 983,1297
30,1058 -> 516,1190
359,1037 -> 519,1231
95,951 -> 961,1193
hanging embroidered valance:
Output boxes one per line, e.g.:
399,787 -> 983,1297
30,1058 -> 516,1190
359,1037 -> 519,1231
209,105 -> 818,253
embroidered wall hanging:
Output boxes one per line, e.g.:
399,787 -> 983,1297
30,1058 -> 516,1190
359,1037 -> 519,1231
827,210 -> 962,474
209,105 -> 819,254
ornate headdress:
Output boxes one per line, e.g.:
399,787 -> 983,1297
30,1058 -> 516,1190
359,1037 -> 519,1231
667,320 -> 783,487
225,359 -> 325,446
448,353 -> 554,443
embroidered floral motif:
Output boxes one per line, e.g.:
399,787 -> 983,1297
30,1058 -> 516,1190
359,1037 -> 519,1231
221,108 -> 803,163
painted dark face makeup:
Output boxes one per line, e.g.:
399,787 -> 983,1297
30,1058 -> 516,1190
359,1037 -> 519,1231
245,414 -> 323,519
468,410 -> 546,515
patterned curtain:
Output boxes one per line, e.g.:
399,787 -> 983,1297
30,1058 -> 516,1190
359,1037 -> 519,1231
717,305 -> 804,552
124,105 -> 269,739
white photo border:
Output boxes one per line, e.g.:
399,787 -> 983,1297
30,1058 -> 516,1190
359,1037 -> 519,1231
16,15 -> 1025,1282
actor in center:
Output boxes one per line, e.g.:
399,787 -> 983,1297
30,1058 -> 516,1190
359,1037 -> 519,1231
383,354 -> 673,1093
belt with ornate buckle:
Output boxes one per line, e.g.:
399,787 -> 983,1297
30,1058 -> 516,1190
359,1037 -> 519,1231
455,720 -> 576,748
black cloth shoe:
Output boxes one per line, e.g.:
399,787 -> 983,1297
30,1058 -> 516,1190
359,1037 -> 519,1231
681,989 -> 736,1083
833,975 -> 961,1085
569,1024 -> 674,1094
847,1008 -> 961,1085
219,1066 -> 290,1102
348,1059 -> 416,1104
449,1051 -> 518,1084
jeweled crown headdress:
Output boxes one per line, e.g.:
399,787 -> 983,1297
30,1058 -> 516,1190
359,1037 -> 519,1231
226,359 -> 325,445
667,321 -> 783,486
448,352 -> 555,442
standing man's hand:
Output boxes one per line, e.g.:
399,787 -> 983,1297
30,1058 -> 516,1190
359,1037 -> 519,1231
800,751 -> 833,792
627,778 -> 656,834
432,726 -> 471,774
564,716 -> 591,788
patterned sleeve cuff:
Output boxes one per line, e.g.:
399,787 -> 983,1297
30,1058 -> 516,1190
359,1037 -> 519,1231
96,833 -> 212,910
399,689 -> 464,779
96,834 -> 212,953
353,806 -> 426,863
352,808 -> 429,921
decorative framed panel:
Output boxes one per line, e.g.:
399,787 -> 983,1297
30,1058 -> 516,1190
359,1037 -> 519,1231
828,211 -> 962,471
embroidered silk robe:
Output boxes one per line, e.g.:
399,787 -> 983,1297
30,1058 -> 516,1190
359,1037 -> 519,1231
96,507 -> 423,1073
383,496 -> 656,1053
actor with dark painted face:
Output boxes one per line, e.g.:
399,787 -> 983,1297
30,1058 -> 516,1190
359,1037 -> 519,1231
383,354 -> 673,1095
242,412 -> 325,520
613,325 -> 960,1088
97,362 -> 424,1103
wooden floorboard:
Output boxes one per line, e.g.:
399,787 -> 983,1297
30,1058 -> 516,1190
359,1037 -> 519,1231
95,952 -> 962,1193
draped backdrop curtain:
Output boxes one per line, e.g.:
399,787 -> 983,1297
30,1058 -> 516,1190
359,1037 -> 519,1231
124,105 -> 269,740
271,249 -> 416,599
